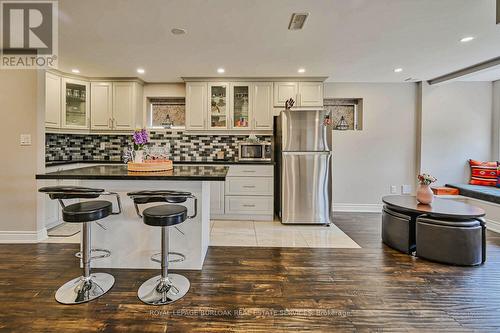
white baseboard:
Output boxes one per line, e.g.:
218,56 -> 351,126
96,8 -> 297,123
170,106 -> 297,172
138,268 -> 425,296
486,219 -> 500,234
333,203 -> 383,213
0,228 -> 48,243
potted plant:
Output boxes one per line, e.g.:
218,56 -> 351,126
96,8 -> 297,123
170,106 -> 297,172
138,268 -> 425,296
132,128 -> 150,163
417,173 -> 437,204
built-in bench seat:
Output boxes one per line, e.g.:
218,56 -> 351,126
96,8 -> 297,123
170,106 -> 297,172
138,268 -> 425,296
446,184 -> 500,205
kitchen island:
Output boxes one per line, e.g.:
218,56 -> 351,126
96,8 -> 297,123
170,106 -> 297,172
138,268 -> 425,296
36,164 -> 228,270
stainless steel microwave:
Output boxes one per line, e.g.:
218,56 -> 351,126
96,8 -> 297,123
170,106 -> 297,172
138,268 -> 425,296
238,142 -> 272,161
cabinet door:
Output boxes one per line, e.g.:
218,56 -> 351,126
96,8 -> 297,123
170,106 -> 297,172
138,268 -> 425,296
298,82 -> 323,107
90,82 -> 113,130
210,181 -> 225,216
208,82 -> 229,129
45,72 -> 61,128
186,82 -> 207,130
62,78 -> 90,129
252,82 -> 273,130
113,82 -> 135,130
273,82 -> 298,107
230,83 -> 251,130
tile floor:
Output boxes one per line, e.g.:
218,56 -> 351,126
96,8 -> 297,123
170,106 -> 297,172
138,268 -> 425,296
210,220 -> 361,248
41,220 -> 361,249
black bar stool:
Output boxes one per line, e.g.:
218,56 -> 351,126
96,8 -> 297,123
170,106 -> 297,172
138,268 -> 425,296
39,186 -> 121,304
127,190 -> 197,305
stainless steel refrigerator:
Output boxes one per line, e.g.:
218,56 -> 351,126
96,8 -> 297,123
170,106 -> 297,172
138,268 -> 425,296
274,109 -> 333,225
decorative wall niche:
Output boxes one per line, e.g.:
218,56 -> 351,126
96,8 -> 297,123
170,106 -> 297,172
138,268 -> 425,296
324,98 -> 363,131
148,97 -> 186,129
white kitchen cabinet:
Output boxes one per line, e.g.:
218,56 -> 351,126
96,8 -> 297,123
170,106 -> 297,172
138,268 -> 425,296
298,82 -> 324,107
91,82 -> 113,130
186,82 -> 207,130
273,82 -> 298,107
212,164 -> 274,221
273,81 -> 323,107
61,77 -> 90,129
90,81 -> 142,131
45,72 -> 61,128
113,82 -> 137,130
230,82 -> 252,130
252,82 -> 273,130
210,181 -> 225,215
208,82 -> 230,129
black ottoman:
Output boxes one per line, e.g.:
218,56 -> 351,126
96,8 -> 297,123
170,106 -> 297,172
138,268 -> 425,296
416,216 -> 486,266
382,205 -> 416,254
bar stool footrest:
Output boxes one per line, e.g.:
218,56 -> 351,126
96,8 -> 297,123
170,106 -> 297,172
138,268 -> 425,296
151,251 -> 185,264
75,248 -> 111,260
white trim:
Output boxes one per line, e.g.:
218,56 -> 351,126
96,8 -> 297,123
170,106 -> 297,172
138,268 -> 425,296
486,219 -> 500,234
0,228 -> 48,243
333,203 -> 383,213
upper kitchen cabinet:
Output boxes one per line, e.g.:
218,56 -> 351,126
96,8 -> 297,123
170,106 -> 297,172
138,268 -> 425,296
252,82 -> 273,130
90,81 -> 143,131
62,77 -> 90,129
90,82 -> 113,130
45,72 -> 61,128
113,82 -> 141,130
273,82 -> 298,107
185,80 -> 273,132
185,82 -> 207,130
273,81 -> 323,107
230,82 -> 251,130
298,82 -> 324,107
208,82 -> 229,129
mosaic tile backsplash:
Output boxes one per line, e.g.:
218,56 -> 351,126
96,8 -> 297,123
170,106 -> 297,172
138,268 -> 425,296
45,132 -> 272,162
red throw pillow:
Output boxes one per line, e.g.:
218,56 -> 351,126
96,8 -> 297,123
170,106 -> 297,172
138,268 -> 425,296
469,159 -> 498,187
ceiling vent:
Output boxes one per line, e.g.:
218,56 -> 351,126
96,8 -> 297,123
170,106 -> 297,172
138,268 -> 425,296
288,13 -> 309,30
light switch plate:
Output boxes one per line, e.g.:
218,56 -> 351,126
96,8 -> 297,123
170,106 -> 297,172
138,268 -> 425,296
390,185 -> 398,194
20,134 -> 32,146
401,184 -> 412,195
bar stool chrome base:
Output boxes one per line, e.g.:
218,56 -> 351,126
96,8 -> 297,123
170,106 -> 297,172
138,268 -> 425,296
55,273 -> 115,305
137,274 -> 190,305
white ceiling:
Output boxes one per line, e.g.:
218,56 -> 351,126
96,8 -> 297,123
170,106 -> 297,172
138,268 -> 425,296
57,0 -> 500,83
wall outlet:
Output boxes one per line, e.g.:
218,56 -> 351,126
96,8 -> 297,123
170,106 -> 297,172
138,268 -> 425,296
401,184 -> 412,195
20,134 -> 32,146
390,185 -> 398,194
100,142 -> 106,150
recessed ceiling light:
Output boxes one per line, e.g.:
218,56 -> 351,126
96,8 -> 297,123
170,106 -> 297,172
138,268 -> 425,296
137,68 -> 145,74
460,36 -> 475,43
217,68 -> 225,74
171,28 -> 187,35
394,68 -> 403,73
71,69 -> 80,74
298,68 -> 306,73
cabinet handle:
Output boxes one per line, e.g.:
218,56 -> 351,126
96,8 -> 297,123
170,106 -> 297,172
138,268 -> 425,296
243,185 -> 256,188
108,118 -> 111,128
242,204 -> 256,208
242,170 -> 256,173
112,118 -> 116,129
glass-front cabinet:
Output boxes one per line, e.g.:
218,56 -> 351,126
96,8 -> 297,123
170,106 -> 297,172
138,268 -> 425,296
62,78 -> 90,129
231,83 -> 251,130
208,82 -> 228,129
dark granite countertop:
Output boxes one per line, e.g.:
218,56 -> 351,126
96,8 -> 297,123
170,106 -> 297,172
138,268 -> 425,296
37,164 -> 228,181
45,159 -> 274,167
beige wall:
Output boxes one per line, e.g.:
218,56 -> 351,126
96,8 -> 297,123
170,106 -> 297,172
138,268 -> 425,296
419,81 -> 493,186
0,70 -> 40,234
324,83 -> 418,210
493,80 -> 500,160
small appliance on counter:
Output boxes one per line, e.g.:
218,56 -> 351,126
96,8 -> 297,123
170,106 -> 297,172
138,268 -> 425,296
238,140 -> 272,161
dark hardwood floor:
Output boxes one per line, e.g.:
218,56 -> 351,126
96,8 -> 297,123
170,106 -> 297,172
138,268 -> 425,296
1,213 -> 500,332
